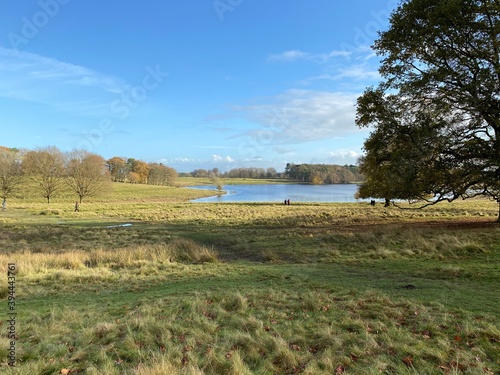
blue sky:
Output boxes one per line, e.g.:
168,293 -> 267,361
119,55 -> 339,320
0,0 -> 397,172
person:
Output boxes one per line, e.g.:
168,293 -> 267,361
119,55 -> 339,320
287,199 -> 290,205
1,199 -> 6,211
74,201 -> 80,212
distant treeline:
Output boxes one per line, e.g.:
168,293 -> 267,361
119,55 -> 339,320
285,163 -> 363,184
181,167 -> 281,179
107,156 -> 177,186
182,164 -> 363,184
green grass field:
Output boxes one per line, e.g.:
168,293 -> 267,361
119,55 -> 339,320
0,182 -> 499,374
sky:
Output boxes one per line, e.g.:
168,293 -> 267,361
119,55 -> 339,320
0,0 -> 398,172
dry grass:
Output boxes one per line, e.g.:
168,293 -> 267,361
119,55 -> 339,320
0,239 -> 218,278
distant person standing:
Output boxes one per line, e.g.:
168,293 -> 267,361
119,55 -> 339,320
74,201 -> 80,212
1,199 -> 6,211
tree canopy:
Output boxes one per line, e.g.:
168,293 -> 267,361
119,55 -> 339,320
65,150 -> 111,203
0,147 -> 23,201
23,146 -> 65,203
357,0 -> 500,220
285,163 -> 363,184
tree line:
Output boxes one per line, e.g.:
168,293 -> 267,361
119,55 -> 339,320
183,164 -> 362,184
285,163 -> 363,184
355,0 -> 500,220
182,167 -> 281,179
0,146 -> 178,204
106,156 -> 177,186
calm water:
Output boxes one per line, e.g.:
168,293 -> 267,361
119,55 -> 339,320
190,184 -> 363,203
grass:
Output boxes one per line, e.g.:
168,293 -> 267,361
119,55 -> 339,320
0,183 -> 499,374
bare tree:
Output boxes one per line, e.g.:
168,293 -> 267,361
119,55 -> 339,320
65,150 -> 111,203
0,147 -> 23,202
23,146 -> 65,203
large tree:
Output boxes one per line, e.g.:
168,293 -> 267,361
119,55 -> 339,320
107,156 -> 129,182
65,150 -> 111,203
356,89 -> 458,206
127,158 -> 150,184
359,0 -> 500,219
147,163 -> 177,186
23,146 -> 65,203
0,147 -> 23,201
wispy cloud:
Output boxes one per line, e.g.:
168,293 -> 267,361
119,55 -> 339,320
267,49 -> 351,63
301,65 -> 380,84
0,47 -> 127,115
228,89 -> 366,144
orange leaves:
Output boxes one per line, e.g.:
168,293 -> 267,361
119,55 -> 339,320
402,355 -> 414,367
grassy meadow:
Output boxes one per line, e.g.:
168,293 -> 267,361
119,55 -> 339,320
0,181 -> 499,374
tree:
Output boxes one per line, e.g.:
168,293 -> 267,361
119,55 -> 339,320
107,157 -> 129,182
126,158 -> 150,184
192,169 -> 209,178
65,150 -> 111,203
361,0 -> 500,220
266,167 -> 278,179
0,147 -> 23,201
132,160 -> 150,184
210,174 -> 224,196
148,163 -> 177,186
23,146 -> 65,203
356,89 -> 454,206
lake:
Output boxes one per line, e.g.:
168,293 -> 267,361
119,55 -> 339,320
190,184 -> 364,203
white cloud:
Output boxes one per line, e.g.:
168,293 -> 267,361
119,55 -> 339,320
267,49 -> 351,63
328,150 -> 360,159
302,66 -> 379,83
0,47 -> 127,114
212,154 -> 235,163
267,50 -> 310,62
230,89 -> 367,144
306,149 -> 362,166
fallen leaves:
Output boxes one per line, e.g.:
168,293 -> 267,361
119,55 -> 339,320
402,355 -> 414,367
